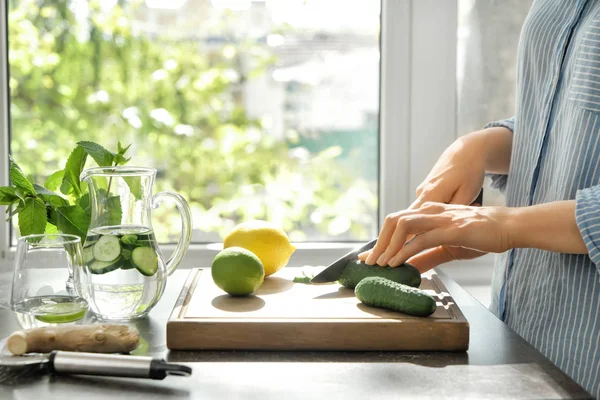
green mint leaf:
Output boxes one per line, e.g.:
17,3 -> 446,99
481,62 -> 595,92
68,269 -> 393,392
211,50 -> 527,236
117,141 -> 132,155
60,146 -> 88,196
77,141 -> 115,167
54,205 -> 90,242
45,170 -> 65,192
34,183 -> 69,208
121,234 -> 138,245
34,183 -> 67,198
0,186 -> 18,205
9,158 -> 36,196
124,176 -> 143,199
14,188 -> 27,201
98,195 -> 122,226
45,222 -> 59,234
77,192 -> 90,210
114,154 -> 131,166
5,198 -> 21,220
18,197 -> 47,236
94,188 -> 108,202
47,206 -> 58,226
40,195 -> 68,208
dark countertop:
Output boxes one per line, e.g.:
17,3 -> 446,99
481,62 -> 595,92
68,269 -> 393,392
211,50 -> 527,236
0,268 -> 593,400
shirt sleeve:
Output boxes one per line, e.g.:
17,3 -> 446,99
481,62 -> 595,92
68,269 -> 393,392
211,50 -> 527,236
484,116 -> 515,194
576,186 -> 600,267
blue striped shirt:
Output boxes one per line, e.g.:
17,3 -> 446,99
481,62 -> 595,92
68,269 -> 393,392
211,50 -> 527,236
488,1 -> 600,396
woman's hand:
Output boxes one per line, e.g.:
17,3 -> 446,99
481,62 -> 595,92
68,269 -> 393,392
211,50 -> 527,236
361,203 -> 515,267
410,130 -> 487,209
411,126 -> 513,208
359,126 -> 514,271
358,201 -> 587,270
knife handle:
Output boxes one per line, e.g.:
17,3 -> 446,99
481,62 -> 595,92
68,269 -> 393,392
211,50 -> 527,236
48,351 -> 192,380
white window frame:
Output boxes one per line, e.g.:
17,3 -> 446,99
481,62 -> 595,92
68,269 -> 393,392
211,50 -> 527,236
0,0 -> 460,272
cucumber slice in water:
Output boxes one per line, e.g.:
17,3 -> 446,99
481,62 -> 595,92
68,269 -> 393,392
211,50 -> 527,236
93,235 -> 121,262
89,258 -> 122,274
132,247 -> 158,276
83,246 -> 95,264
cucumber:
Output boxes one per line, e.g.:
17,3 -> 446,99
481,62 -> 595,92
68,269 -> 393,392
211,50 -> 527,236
92,235 -> 121,262
355,277 -> 437,317
88,258 -> 122,275
338,260 -> 421,289
131,247 -> 158,276
83,246 -> 95,264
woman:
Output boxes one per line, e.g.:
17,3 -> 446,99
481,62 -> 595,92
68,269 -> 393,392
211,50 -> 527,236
360,1 -> 600,397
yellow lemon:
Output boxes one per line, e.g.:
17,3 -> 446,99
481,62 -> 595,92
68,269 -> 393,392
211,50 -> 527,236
223,220 -> 296,276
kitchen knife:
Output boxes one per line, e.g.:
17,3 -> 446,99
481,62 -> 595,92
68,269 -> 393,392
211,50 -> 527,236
310,189 -> 484,284
309,238 -> 378,283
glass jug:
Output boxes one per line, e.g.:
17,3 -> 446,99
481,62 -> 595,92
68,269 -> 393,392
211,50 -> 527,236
75,166 -> 192,320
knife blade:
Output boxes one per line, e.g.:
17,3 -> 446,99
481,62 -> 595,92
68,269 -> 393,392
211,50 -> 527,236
309,189 -> 484,284
310,238 -> 378,283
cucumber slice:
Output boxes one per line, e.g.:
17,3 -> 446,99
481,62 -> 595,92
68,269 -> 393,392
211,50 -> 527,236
83,246 -> 95,264
131,247 -> 158,276
93,235 -> 121,262
89,258 -> 122,274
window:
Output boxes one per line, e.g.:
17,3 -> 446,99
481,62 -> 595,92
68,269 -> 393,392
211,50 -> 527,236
6,0 -> 380,244
1,1 -> 458,269
457,0 -> 534,207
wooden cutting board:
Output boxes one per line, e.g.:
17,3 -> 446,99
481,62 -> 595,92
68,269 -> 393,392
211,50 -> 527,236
166,267 -> 469,351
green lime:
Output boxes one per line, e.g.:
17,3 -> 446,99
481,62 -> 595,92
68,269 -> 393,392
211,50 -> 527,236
211,247 -> 265,296
34,301 -> 88,323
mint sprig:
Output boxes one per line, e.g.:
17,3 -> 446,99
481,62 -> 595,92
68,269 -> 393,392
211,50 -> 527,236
0,141 -> 131,241
9,156 -> 36,197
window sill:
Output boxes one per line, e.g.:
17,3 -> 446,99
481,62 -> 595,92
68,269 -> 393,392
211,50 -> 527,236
0,243 -> 497,289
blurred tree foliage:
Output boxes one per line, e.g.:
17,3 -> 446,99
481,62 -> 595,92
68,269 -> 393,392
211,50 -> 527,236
7,0 -> 377,242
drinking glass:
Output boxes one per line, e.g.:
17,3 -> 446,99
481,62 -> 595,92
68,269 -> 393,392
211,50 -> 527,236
10,234 -> 89,329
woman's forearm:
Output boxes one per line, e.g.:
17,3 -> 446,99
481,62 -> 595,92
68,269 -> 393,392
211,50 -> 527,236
482,126 -> 514,175
509,200 -> 587,254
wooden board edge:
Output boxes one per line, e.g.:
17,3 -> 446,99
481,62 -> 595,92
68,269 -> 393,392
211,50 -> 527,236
167,319 -> 469,352
167,268 -> 203,322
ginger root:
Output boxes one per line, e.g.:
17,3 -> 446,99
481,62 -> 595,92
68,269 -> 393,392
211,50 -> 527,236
7,324 -> 140,355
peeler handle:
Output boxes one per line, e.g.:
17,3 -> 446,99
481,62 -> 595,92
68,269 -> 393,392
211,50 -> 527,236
48,351 -> 192,380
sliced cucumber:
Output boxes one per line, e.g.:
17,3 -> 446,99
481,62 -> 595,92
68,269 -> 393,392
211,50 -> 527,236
89,258 -> 122,274
93,235 -> 121,262
83,246 -> 95,264
132,247 -> 158,276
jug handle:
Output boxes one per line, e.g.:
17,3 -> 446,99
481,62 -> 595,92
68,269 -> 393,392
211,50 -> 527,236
152,192 -> 193,276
